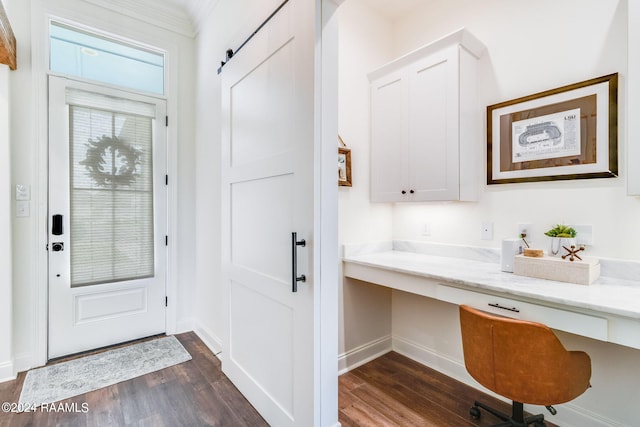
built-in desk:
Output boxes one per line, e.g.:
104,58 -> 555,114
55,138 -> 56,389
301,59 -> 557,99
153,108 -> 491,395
343,242 -> 640,350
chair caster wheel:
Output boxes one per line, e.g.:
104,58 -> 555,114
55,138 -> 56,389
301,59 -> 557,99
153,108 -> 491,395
469,406 -> 481,420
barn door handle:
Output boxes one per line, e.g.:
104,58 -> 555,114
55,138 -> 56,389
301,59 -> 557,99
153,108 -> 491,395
291,232 -> 306,292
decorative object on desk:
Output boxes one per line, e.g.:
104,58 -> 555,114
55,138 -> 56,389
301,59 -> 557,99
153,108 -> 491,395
523,248 -> 544,257
545,224 -> 577,257
338,135 -> 352,187
487,73 -> 618,184
562,245 -> 585,261
520,232 -> 545,257
514,254 -> 600,285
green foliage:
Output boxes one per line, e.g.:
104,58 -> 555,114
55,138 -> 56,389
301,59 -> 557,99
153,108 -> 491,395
544,224 -> 577,238
80,135 -> 142,188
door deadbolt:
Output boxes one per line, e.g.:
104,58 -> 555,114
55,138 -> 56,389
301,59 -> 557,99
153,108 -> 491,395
52,242 -> 64,252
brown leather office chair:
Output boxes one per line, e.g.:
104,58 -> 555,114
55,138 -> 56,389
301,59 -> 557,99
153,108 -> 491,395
459,304 -> 591,427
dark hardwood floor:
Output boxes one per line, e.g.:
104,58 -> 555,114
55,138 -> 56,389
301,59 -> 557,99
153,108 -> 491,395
1,335 -> 558,426
0,332 -> 268,427
339,351 -> 558,427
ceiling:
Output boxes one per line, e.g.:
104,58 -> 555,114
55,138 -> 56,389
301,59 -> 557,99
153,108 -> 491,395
156,0 -> 218,34
82,0 -> 217,37
356,0 -> 426,21
157,0 -> 428,32
94,0 -> 426,37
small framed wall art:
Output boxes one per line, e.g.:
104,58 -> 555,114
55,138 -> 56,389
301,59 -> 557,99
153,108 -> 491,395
338,135 -> 352,187
487,73 -> 618,184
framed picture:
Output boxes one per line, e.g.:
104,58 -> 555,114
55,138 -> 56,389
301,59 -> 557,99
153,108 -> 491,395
338,144 -> 352,187
487,73 -> 618,184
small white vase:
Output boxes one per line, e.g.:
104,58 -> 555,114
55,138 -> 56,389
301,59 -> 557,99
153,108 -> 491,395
548,237 -> 576,257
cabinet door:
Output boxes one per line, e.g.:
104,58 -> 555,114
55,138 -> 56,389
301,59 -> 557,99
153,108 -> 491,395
370,70 -> 407,202
407,47 -> 459,201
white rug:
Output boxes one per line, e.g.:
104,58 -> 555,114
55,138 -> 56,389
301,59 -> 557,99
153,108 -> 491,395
18,336 -> 191,408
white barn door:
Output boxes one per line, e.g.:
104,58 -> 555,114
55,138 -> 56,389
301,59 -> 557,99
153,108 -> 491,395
220,0 -> 316,425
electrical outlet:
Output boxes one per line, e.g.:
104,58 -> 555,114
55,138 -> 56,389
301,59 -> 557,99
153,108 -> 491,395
517,223 -> 532,239
572,224 -> 593,245
481,222 -> 493,240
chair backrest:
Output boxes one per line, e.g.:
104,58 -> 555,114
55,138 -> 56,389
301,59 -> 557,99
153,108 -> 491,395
459,304 -> 591,405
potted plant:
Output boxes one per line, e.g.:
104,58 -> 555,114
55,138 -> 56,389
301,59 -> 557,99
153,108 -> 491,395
544,224 -> 577,256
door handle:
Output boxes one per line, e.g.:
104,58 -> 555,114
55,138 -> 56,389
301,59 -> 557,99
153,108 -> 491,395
52,214 -> 64,235
291,232 -> 306,292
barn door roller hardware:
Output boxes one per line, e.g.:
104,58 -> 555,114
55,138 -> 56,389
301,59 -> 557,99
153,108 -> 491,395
217,0 -> 289,74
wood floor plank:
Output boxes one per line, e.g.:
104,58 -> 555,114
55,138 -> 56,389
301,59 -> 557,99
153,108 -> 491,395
349,382 -> 435,426
2,336 -> 561,426
340,351 -> 559,427
0,332 -> 267,427
340,397 -> 401,427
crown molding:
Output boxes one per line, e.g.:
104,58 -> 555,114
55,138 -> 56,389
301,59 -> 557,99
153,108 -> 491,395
183,0 -> 218,34
82,0 -> 196,38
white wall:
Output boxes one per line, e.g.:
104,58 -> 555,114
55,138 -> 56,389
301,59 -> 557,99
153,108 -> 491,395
7,0 -> 196,373
392,0 -> 630,258
337,0 -> 395,370
339,0 -> 640,425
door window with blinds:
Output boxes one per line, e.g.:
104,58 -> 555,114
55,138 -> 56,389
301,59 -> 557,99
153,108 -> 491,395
67,89 -> 156,287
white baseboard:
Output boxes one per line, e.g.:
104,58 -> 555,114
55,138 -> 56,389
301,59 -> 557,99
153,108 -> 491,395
391,335 -> 622,427
338,335 -> 392,375
193,322 -> 223,357
0,359 -> 15,383
392,335 -> 469,383
12,352 -> 37,378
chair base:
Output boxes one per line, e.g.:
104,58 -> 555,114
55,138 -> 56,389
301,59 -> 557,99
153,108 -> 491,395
470,400 -> 546,427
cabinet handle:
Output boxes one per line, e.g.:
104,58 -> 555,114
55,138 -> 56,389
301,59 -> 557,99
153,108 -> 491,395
488,303 -> 520,313
401,190 -> 407,195
409,190 -> 415,194
291,232 -> 306,292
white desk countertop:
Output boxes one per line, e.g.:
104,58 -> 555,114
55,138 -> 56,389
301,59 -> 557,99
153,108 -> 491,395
343,246 -> 640,321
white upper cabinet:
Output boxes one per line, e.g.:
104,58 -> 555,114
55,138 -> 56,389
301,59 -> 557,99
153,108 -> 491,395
369,28 -> 485,202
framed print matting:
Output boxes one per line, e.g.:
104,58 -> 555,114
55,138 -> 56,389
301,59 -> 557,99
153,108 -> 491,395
487,73 -> 618,184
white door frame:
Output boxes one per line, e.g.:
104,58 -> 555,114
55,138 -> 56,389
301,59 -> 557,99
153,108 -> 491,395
43,73 -> 174,360
316,1 -> 341,425
28,6 -> 181,369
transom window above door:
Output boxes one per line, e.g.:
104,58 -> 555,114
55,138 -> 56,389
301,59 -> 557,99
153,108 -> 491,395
49,21 -> 165,95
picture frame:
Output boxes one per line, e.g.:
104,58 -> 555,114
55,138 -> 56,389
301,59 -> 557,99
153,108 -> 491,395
338,138 -> 352,187
487,73 -> 618,185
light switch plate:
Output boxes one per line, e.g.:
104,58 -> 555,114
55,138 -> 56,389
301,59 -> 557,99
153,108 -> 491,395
15,184 -> 30,201
16,201 -> 30,217
481,222 -> 494,240
572,224 -> 593,245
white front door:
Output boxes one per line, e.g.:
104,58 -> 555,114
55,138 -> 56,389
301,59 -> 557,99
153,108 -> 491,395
220,0 -> 315,425
48,76 -> 167,359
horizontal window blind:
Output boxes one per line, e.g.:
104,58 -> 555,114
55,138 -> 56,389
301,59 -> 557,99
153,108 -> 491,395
68,88 -> 155,287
